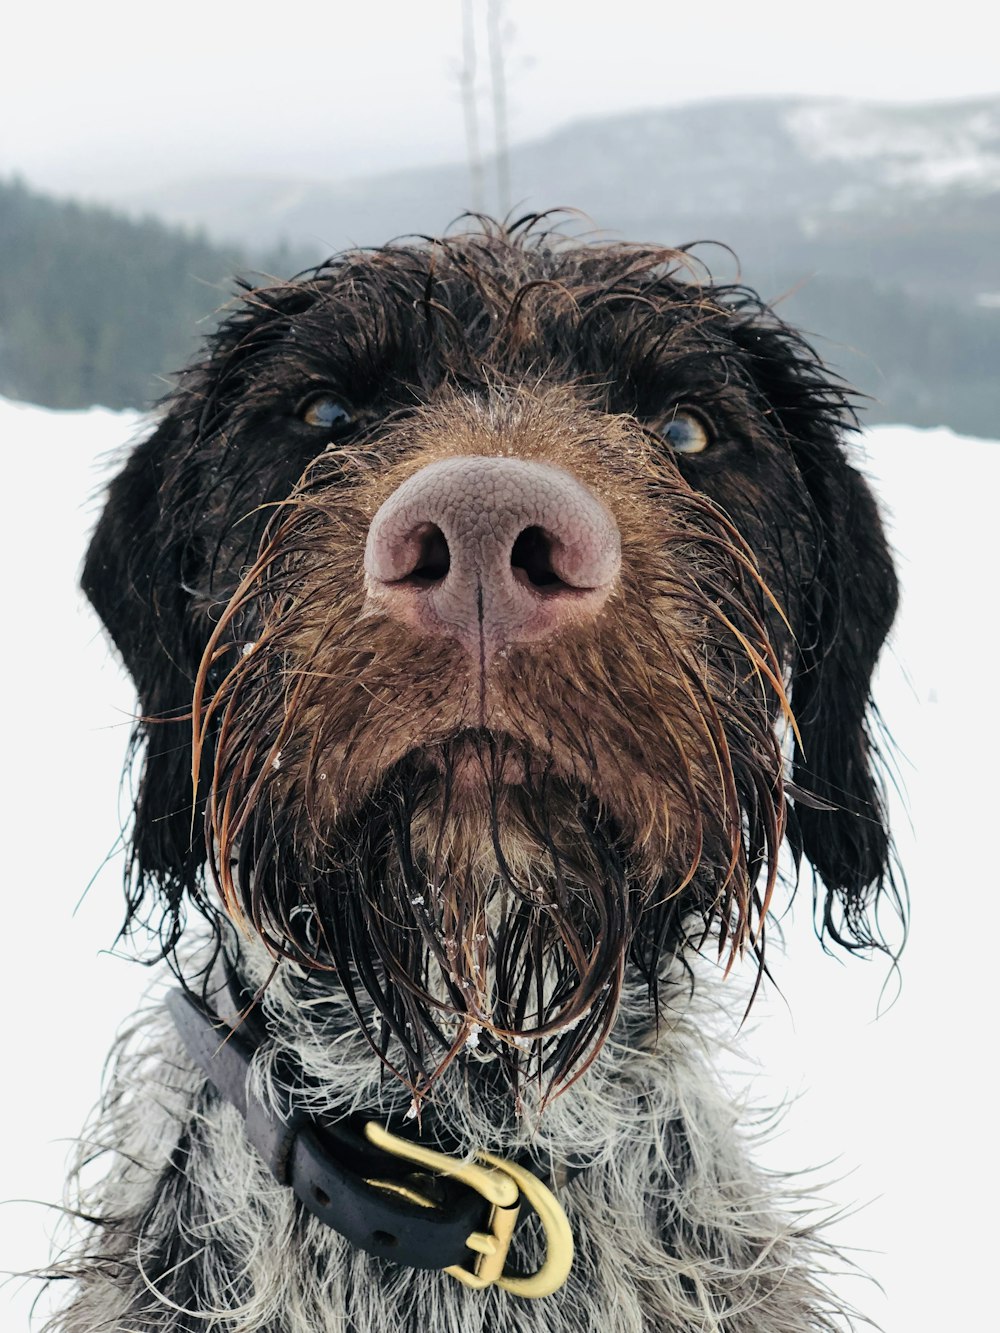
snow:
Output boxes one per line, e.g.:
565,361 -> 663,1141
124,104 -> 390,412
1,397 -> 996,1330
786,100 -> 1000,193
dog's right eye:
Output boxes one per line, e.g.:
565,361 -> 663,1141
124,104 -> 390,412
656,408 -> 713,455
299,394 -> 355,433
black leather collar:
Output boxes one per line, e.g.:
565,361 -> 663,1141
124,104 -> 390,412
167,975 -> 512,1272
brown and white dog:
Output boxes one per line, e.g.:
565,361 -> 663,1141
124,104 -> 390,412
50,220 -> 902,1332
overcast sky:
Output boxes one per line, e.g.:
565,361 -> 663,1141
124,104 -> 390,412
3,0 -> 997,199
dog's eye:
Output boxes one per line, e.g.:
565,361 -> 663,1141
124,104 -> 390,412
657,409 -> 712,455
299,394 -> 355,433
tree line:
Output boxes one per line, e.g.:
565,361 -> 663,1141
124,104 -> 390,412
0,177 -> 307,411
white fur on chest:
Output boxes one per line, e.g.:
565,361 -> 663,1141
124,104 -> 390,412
50,948 -> 853,1333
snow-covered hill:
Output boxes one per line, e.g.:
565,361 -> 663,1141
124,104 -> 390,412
786,97 -> 1000,194
108,96 -> 1000,268
1,397 -> 996,1331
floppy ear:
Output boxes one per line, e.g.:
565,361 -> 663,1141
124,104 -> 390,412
82,278 -> 330,952
788,451 -> 900,950
82,412 -> 207,947
726,310 -> 903,952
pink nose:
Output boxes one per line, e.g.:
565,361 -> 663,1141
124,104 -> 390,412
364,457 -> 621,662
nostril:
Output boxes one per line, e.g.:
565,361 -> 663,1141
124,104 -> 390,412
511,526 -> 567,591
397,523 -> 450,587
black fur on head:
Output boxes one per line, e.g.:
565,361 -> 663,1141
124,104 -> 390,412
83,216 -> 904,1091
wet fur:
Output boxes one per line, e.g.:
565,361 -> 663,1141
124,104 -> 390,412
47,219 -> 902,1330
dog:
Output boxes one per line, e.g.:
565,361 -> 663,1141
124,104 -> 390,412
49,218 -> 902,1332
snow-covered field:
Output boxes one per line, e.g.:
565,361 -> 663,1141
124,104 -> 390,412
1,396 -> 996,1330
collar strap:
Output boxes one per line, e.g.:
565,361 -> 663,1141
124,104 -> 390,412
166,985 -> 574,1296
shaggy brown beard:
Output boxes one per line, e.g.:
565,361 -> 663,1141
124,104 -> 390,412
192,413 -> 792,1101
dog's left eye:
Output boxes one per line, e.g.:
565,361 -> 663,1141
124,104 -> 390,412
657,409 -> 712,455
299,394 -> 355,433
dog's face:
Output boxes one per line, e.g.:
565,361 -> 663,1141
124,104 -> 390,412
84,226 -> 900,1095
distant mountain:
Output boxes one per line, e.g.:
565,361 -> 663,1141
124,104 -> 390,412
110,96 -> 1000,305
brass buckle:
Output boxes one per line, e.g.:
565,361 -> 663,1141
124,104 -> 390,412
364,1122 -> 574,1298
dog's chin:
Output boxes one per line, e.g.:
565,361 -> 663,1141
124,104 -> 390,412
398,728 -> 569,817
412,728 -> 528,797
352,729 -> 633,874
241,730 -> 637,1050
